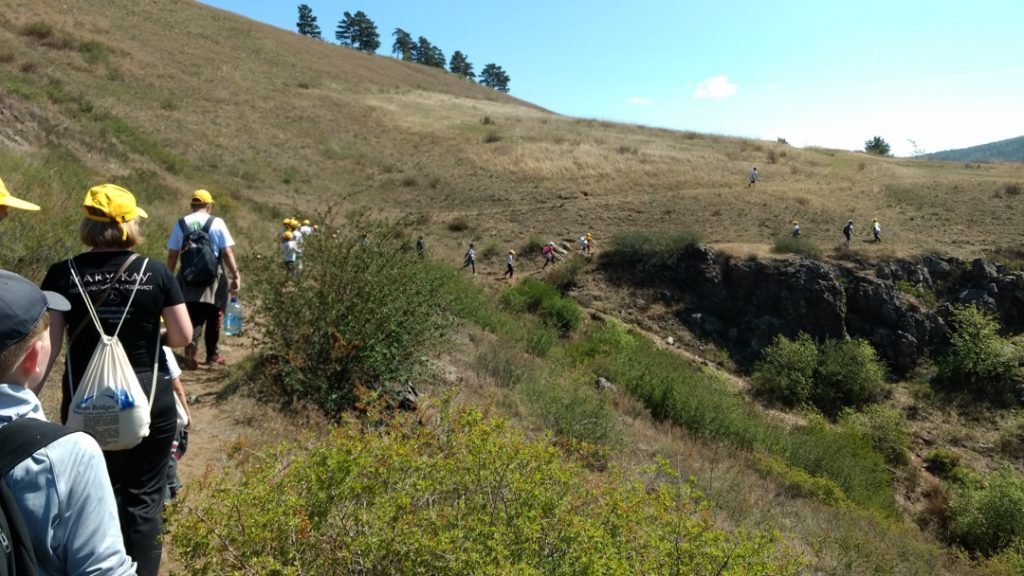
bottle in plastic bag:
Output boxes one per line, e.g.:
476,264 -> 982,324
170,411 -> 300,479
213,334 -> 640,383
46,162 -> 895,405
224,295 -> 243,336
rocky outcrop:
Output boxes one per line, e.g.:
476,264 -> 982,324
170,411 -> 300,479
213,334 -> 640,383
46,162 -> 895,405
602,244 -> 1024,375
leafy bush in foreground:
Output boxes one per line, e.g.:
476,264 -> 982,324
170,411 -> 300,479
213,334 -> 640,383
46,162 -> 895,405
251,225 -> 454,414
169,404 -> 804,575
936,305 -> 1024,406
948,467 -> 1024,557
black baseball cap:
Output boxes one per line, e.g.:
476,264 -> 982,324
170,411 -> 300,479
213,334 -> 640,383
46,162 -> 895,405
0,270 -> 70,350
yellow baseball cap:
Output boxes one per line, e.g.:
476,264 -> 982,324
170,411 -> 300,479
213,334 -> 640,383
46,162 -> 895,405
0,177 -> 41,212
191,189 -> 215,205
83,184 -> 148,223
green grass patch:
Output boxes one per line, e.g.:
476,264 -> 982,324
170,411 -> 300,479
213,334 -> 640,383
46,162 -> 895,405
600,229 -> 702,285
569,321 -> 896,515
771,235 -> 822,259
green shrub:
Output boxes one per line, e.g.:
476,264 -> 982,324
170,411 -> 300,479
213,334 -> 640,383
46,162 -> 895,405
948,467 -> 1024,556
812,338 -> 888,417
250,225 -> 454,414
751,452 -> 851,508
981,540 -> 1024,575
519,235 -> 544,258
600,229 -> 702,284
839,405 -> 910,467
78,40 -> 111,65
545,253 -> 588,293
169,404 -> 803,575
447,216 -> 470,231
502,278 -> 582,335
539,295 -> 583,334
924,448 -> 961,477
587,325 -> 895,514
753,335 -> 888,416
752,333 -> 817,407
519,378 -> 619,451
936,305 -> 1024,405
771,235 -> 822,259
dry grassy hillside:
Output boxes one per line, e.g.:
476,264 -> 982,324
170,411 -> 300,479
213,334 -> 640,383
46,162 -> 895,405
1,0 -> 1022,270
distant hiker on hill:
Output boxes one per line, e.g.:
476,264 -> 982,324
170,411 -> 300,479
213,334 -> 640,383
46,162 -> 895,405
416,236 -> 425,257
791,220 -> 801,238
463,243 -> 476,274
748,167 -> 758,188
585,232 -> 595,255
505,249 -> 516,279
0,176 -> 40,220
578,235 -> 589,255
872,219 -> 881,242
843,220 -> 854,247
542,242 -> 556,269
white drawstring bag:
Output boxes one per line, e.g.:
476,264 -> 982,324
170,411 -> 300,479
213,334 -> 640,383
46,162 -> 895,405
66,258 -> 159,451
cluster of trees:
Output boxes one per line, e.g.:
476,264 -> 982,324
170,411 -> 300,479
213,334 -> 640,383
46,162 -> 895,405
296,4 -> 510,93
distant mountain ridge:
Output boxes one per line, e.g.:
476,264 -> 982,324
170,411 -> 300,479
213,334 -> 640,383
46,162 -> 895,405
920,135 -> 1024,163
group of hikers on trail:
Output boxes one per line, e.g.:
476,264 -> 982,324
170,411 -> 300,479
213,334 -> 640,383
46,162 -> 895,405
1,179 -> 242,576
278,217 -> 316,276
462,233 -> 592,279
793,217 -> 882,244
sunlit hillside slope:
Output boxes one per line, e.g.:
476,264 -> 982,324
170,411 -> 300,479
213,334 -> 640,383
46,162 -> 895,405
2,0 -> 1023,273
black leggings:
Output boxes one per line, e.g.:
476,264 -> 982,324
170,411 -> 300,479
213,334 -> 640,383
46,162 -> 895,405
103,376 -> 177,576
186,301 -> 221,358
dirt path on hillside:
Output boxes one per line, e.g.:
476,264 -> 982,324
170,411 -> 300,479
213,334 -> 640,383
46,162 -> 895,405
158,329 -> 257,576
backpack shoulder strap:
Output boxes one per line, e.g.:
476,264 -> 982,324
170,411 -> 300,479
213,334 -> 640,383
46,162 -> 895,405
0,419 -> 74,477
178,217 -> 190,238
68,254 -> 139,345
201,216 -> 216,234
0,419 -> 71,576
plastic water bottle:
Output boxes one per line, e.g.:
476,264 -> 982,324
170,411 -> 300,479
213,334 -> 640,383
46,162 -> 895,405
224,295 -> 243,336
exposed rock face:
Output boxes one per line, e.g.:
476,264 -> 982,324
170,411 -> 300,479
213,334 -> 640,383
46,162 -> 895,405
603,245 -> 1024,376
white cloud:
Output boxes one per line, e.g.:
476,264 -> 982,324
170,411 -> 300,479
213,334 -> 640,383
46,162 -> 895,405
626,96 -> 653,106
694,75 -> 737,99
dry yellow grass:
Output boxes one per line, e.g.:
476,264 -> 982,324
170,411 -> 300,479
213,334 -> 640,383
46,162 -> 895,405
2,0 -> 1021,270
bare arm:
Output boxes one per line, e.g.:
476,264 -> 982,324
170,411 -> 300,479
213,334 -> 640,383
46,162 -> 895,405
38,310 -> 66,394
166,249 -> 179,274
162,303 -> 193,348
222,246 -> 241,293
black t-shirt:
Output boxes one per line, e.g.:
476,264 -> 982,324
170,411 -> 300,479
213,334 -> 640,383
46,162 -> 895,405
41,250 -> 184,392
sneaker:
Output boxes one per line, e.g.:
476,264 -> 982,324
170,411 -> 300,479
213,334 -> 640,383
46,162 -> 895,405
182,345 -> 199,370
206,354 -> 226,366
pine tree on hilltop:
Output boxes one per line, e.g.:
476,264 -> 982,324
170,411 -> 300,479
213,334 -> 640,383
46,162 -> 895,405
479,63 -> 511,93
296,4 -> 322,39
392,28 -> 414,61
336,11 -> 380,53
449,51 -> 475,79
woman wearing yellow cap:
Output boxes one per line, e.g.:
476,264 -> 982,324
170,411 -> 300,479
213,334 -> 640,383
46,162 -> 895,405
0,176 -> 40,220
40,183 -> 192,576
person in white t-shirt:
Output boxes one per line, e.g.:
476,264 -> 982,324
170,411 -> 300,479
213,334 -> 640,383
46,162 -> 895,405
166,189 -> 241,368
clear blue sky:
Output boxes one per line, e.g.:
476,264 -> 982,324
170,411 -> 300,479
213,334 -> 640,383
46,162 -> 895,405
200,1 -> 1024,157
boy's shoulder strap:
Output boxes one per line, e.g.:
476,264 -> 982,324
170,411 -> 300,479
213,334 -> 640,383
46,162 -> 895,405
178,217 -> 190,236
202,216 -> 216,233
0,418 -> 75,477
